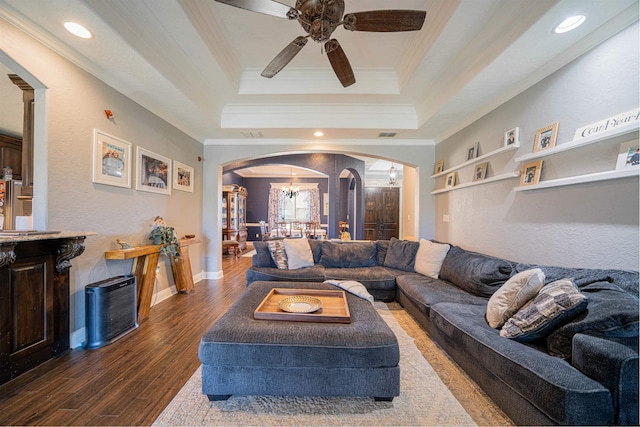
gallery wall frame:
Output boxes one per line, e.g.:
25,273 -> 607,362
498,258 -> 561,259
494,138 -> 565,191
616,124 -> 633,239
472,162 -> 488,181
520,160 -> 543,186
504,127 -> 520,147
136,146 -> 172,195
616,141 -> 640,170
173,160 -> 194,192
433,160 -> 444,174
92,129 -> 132,188
533,122 -> 559,152
466,142 -> 480,160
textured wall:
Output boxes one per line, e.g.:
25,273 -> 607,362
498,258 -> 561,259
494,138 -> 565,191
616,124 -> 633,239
0,20 -> 204,340
434,23 -> 639,270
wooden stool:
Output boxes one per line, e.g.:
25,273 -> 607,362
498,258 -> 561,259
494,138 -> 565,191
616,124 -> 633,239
222,240 -> 239,256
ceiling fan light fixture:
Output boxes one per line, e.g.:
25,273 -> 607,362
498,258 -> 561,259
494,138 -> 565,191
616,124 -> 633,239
554,15 -> 586,33
64,22 -> 93,39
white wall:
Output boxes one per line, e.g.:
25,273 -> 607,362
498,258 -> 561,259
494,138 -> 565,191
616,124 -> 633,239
202,143 -> 435,275
434,22 -> 639,270
0,19 -> 204,344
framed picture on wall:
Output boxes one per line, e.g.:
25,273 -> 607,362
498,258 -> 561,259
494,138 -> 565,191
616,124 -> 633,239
136,146 -> 171,195
445,172 -> 457,188
172,160 -> 194,192
472,162 -> 488,181
504,127 -> 520,147
433,160 -> 444,174
532,122 -> 559,152
616,141 -> 640,170
466,142 -> 480,160
520,160 -> 543,186
92,129 -> 132,188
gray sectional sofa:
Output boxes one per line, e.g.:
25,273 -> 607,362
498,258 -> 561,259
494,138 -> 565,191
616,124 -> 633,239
247,238 -> 639,426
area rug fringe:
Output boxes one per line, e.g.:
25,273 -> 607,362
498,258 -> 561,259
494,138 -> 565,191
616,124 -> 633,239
152,302 -> 476,426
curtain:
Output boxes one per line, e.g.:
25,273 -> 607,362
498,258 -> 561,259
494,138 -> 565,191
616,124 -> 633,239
267,187 -> 281,231
309,188 -> 320,223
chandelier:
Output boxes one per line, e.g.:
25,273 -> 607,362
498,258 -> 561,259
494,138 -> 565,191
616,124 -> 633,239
282,168 -> 300,199
388,163 -> 398,186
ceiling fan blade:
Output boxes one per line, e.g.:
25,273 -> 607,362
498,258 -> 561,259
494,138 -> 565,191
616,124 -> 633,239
261,36 -> 308,78
324,39 -> 355,88
214,0 -> 298,19
343,10 -> 426,32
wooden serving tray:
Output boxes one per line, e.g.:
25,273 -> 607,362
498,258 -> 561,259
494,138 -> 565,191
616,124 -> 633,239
254,288 -> 351,323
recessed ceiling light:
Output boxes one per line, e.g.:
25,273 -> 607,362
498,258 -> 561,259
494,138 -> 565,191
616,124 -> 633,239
64,22 -> 93,39
314,131 -> 324,137
554,15 -> 586,34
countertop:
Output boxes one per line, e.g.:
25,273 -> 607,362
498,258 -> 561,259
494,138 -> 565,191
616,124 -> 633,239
0,230 -> 96,244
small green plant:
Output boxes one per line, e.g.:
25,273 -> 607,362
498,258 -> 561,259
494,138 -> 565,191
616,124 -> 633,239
149,216 -> 180,257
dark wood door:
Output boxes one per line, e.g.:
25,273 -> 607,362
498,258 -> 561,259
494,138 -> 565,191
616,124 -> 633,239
364,187 -> 399,241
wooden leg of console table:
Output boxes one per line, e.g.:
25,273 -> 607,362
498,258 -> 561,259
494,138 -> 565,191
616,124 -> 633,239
133,253 -> 160,321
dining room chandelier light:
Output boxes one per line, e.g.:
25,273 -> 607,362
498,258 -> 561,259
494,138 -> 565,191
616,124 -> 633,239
282,168 -> 300,199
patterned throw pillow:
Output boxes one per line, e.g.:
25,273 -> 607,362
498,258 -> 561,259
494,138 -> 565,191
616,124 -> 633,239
267,240 -> 288,269
500,278 -> 588,342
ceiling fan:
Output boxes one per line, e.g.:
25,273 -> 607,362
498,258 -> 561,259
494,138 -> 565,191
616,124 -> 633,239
214,0 -> 426,87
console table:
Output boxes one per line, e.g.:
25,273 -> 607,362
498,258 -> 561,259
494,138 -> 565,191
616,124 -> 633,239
0,231 -> 91,385
104,237 -> 200,321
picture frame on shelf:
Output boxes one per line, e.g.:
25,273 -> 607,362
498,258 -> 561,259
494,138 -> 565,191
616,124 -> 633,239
445,172 -> 457,188
172,160 -> 194,192
520,160 -> 543,186
136,146 -> 171,195
466,142 -> 480,161
532,122 -> 559,152
472,162 -> 488,181
616,141 -> 640,170
504,127 -> 520,147
434,160 -> 444,174
92,129 -> 132,188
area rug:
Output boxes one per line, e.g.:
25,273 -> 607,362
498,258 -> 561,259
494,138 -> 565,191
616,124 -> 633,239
152,303 -> 476,426
241,249 -> 256,258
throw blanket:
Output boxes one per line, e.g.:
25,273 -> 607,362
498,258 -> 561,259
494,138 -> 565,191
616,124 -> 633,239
323,280 -> 374,303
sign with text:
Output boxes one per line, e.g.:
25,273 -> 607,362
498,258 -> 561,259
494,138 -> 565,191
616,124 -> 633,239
574,108 -> 640,140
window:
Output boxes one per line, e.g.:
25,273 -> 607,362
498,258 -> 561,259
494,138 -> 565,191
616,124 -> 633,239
281,190 -> 311,221
268,184 -> 321,231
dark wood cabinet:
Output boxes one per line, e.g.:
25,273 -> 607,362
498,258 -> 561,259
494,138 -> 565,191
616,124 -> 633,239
222,185 -> 248,251
364,187 -> 399,241
0,134 -> 22,180
0,235 -> 86,385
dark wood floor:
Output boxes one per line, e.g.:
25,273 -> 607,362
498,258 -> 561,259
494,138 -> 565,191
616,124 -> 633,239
0,251 -> 252,426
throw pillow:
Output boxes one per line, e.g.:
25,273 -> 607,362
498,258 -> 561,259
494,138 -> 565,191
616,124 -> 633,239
284,238 -> 314,270
267,240 -> 288,269
486,268 -> 545,329
500,278 -> 588,342
414,239 -> 451,279
383,237 -> 420,272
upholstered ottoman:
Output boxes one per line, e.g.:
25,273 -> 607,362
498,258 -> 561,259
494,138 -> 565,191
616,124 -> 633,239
198,281 -> 400,401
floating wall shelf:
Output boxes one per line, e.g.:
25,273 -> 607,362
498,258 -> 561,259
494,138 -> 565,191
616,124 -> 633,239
432,144 -> 519,178
513,168 -> 638,192
432,171 -> 520,194
514,122 -> 639,163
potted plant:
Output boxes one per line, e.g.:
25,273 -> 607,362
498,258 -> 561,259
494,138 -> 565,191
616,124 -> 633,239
149,216 -> 180,257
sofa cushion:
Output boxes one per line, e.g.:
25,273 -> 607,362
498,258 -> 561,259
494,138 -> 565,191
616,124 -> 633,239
414,239 -> 450,279
439,246 -> 514,298
267,240 -> 288,269
320,241 -> 377,268
429,302 -> 614,425
486,268 -> 545,329
501,279 -> 588,342
284,238 -> 314,270
546,281 -> 639,359
383,238 -> 419,272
